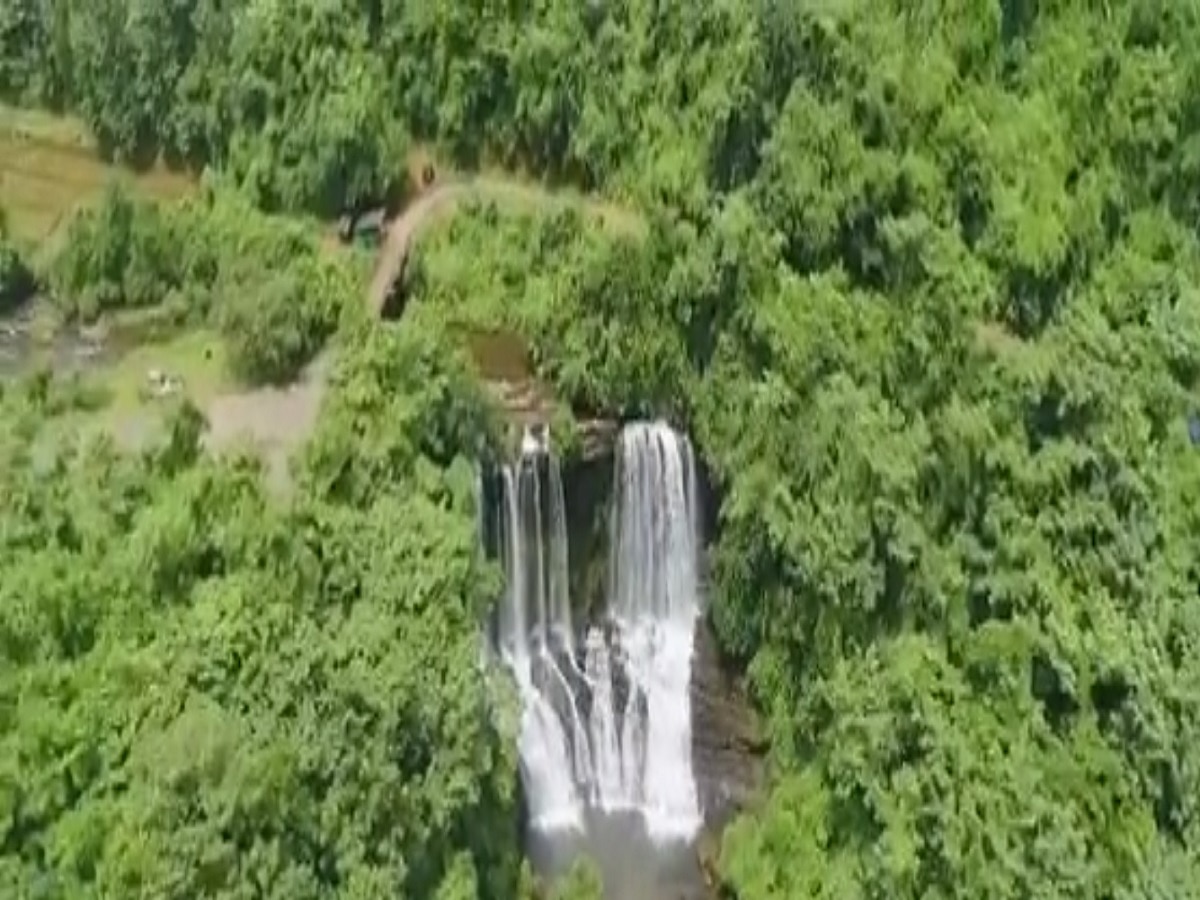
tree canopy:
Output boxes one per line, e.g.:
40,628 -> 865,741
6,0 -> 1200,897
0,322 -> 533,899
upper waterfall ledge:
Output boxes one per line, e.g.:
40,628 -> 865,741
487,380 -> 619,461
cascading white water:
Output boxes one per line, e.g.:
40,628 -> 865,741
598,421 -> 702,839
491,422 -> 702,844
495,444 -> 588,832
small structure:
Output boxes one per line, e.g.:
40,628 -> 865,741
337,207 -> 388,247
144,368 -> 182,399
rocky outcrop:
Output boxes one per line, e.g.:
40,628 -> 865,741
484,378 -> 618,460
562,452 -> 613,623
695,831 -> 724,899
690,613 -> 767,834
468,327 -> 617,460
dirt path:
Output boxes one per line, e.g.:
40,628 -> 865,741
367,175 -> 643,315
201,355 -> 329,492
200,174 -> 641,487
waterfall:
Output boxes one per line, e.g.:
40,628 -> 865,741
490,421 -> 702,843
495,449 -> 587,832
600,422 -> 702,839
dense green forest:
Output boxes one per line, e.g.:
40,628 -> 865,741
5,0 -> 1200,897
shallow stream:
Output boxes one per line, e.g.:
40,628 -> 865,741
0,302 -> 127,379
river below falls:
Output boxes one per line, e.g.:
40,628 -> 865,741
527,808 -> 705,900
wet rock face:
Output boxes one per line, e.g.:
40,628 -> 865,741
690,613 -> 766,834
562,452 -> 613,624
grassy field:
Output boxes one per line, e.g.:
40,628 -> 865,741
16,326 -> 234,465
0,104 -> 192,245
44,327 -> 228,422
89,328 -> 230,414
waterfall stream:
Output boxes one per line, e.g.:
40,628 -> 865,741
489,421 -> 703,847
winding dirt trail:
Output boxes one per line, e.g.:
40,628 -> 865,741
368,174 -> 642,315
201,173 -> 640,487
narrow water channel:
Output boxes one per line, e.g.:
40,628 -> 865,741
0,302 -> 125,380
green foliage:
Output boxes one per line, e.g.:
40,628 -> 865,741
49,180 -> 180,318
9,1 -> 1200,897
220,0 -> 408,215
14,366 -> 113,418
0,0 -> 66,106
695,5 -> 1200,897
301,319 -> 503,509
48,181 -> 352,383
5,0 -> 406,214
0,331 -> 521,898
550,857 -> 605,900
407,201 -> 694,419
0,207 -> 34,311
216,255 -> 347,386
1,0 -> 777,211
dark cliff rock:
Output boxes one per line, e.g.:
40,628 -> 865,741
690,612 -> 766,834
562,451 -> 612,623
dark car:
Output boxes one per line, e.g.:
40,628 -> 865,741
337,207 -> 388,247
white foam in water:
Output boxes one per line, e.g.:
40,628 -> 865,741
490,421 -> 702,844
